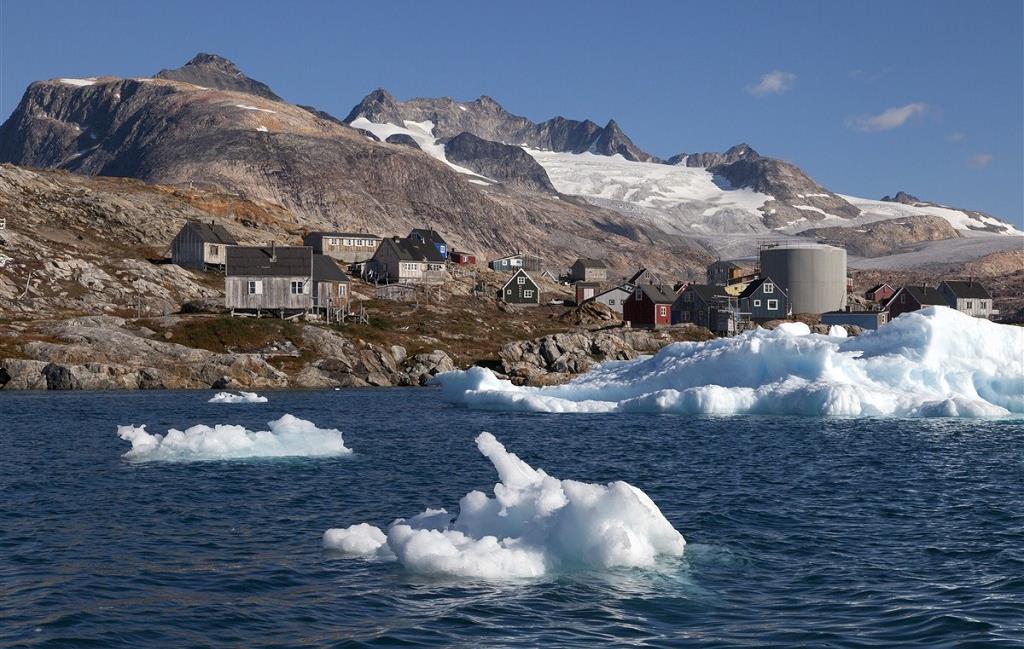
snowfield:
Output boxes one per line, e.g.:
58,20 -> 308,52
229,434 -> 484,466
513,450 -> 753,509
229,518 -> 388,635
117,414 -> 352,461
349,117 -> 492,180
435,308 -> 1024,418
323,432 -> 685,579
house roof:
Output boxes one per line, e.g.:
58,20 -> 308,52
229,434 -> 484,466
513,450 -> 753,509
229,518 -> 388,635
897,285 -> 947,306
226,246 -> 312,277
866,282 -> 894,294
312,254 -> 350,282
186,220 -> 237,245
940,280 -> 992,299
490,251 -> 542,262
635,283 -> 677,303
574,257 -> 608,269
738,276 -> 787,299
409,228 -> 448,246
306,231 -> 381,240
500,268 -> 537,290
594,284 -> 633,300
382,237 -> 446,263
627,268 -> 661,285
685,283 -> 730,302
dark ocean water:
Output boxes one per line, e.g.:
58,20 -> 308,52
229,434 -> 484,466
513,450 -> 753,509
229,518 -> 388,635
1,388 -> 1022,647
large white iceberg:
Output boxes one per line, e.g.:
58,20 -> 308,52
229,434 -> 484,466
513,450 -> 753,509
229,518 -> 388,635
118,414 -> 352,461
434,307 -> 1024,417
208,391 -> 268,403
323,432 -> 685,579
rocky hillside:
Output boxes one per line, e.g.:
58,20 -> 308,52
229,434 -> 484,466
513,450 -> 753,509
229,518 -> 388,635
801,214 -> 961,257
0,57 -> 711,277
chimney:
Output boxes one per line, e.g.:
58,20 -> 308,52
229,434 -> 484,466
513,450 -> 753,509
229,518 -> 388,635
270,241 -> 277,263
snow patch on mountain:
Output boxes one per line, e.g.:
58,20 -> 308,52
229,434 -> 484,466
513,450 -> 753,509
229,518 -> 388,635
349,117 -> 491,180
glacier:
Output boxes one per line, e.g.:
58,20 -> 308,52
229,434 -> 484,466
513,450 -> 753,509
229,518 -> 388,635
323,432 -> 685,579
117,414 -> 352,461
434,307 -> 1024,418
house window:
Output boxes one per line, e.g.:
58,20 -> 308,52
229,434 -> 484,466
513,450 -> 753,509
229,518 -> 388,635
210,245 -> 219,255
753,299 -> 761,307
247,280 -> 263,295
965,301 -> 973,309
523,290 -> 534,298
608,299 -> 616,306
658,305 -> 667,317
767,299 -> 778,310
339,284 -> 347,295
344,239 -> 353,246
506,288 -> 512,295
763,283 -> 774,294
290,281 -> 306,295
512,258 -> 522,266
901,293 -> 906,304
517,276 -> 526,285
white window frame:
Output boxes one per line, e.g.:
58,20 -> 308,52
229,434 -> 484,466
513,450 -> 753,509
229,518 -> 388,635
753,299 -> 761,307
658,305 -> 668,317
517,276 -> 526,285
247,280 -> 263,295
290,280 -> 306,295
523,289 -> 534,299
763,283 -> 774,294
767,299 -> 778,310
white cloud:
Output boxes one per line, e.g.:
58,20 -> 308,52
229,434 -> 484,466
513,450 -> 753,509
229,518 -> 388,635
967,153 -> 993,169
846,103 -> 928,132
747,70 -> 796,96
945,132 -> 966,143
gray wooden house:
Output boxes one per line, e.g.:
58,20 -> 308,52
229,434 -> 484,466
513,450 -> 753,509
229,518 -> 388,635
171,220 -> 238,270
570,258 -> 608,282
738,276 -> 790,323
225,245 -> 313,316
312,254 -> 351,311
937,280 -> 997,318
367,236 -> 447,284
302,232 -> 382,264
673,284 -> 730,329
498,269 -> 540,305
590,285 -> 632,315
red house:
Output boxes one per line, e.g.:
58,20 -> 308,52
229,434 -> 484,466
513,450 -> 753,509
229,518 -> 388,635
865,282 -> 896,304
885,285 -> 946,319
450,251 -> 476,265
623,284 -> 677,329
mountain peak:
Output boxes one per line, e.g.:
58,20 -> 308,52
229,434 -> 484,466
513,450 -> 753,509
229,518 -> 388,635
344,88 -> 402,124
881,191 -> 921,204
155,53 -> 281,101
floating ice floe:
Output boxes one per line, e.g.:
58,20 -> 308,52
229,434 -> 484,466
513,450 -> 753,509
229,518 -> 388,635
208,391 -> 268,403
323,432 -> 685,579
118,414 -> 352,461
433,307 -> 1024,418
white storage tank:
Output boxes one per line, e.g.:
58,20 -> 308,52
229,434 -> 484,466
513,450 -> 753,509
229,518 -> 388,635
759,243 -> 847,314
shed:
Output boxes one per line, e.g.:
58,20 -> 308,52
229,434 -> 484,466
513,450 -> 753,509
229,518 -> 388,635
312,254 -> 351,311
171,220 -> 238,270
821,310 -> 888,331
865,283 -> 896,304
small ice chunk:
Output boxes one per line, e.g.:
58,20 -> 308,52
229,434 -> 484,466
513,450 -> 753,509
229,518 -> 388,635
208,391 -> 267,403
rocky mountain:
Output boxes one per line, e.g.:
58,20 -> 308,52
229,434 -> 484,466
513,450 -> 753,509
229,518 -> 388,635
443,132 -> 555,193
345,89 -> 656,162
0,56 -> 710,275
154,53 -> 283,101
881,191 -> 921,204
800,214 -> 960,257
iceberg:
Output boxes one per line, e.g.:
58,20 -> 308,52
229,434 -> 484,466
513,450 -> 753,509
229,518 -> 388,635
323,432 -> 685,579
208,391 -> 268,403
434,307 -> 1023,417
118,414 -> 352,461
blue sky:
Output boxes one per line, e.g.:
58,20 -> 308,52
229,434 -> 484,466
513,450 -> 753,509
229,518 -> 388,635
2,0 -> 1022,224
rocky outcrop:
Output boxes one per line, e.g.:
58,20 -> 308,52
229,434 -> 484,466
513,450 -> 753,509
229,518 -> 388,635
668,143 -> 759,168
155,52 -> 283,101
498,326 -> 712,385
800,214 -> 961,257
444,132 -> 555,192
881,191 -> 921,204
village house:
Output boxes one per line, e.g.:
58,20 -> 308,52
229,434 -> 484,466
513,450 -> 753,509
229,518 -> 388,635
626,268 -> 663,287
311,254 -> 350,313
302,232 -> 382,264
885,285 -> 947,319
706,260 -> 743,286
170,220 -> 238,270
624,284 -> 676,329
575,281 -> 602,304
865,283 -> 896,304
488,252 -> 543,273
570,258 -> 608,283
738,277 -> 790,323
225,245 -> 313,316
368,236 -> 447,284
408,228 -> 449,260
497,268 -> 540,305
589,285 -> 632,315
450,251 -> 477,266
937,280 -> 997,318
673,284 -> 731,330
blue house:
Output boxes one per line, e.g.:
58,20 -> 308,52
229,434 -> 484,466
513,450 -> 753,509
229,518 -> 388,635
408,228 -> 449,260
738,276 -> 790,323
